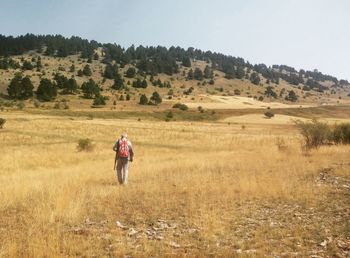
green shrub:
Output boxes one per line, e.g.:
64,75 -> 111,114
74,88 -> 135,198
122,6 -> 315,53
77,138 -> 94,151
139,94 -> 148,105
264,111 -> 274,118
295,120 -> 332,149
166,111 -> 174,119
333,123 -> 350,144
172,103 -> 188,111
16,102 -> 25,110
0,118 -> 6,129
92,95 -> 106,106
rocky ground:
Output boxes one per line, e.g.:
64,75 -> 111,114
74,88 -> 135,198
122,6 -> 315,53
64,164 -> 350,257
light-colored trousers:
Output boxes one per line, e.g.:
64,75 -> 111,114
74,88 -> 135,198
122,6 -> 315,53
116,158 -> 129,185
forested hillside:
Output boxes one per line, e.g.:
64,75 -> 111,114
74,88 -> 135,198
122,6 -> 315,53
0,34 -> 349,109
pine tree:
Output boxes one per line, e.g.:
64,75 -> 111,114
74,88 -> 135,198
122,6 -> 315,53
193,68 -> 204,81
21,76 -> 34,99
250,72 -> 261,85
36,56 -> 42,70
22,60 -> 33,70
7,73 -> 23,99
236,66 -> 245,79
81,79 -> 100,99
182,56 -> 191,67
36,78 -> 57,101
204,65 -> 212,79
83,64 -> 92,76
93,95 -> 106,106
139,94 -> 148,105
150,91 -> 162,105
103,63 -> 117,79
126,67 -> 136,78
187,69 -> 194,80
69,64 -> 75,73
7,74 -> 34,100
62,78 -> 78,94
112,74 -> 124,90
141,79 -> 148,88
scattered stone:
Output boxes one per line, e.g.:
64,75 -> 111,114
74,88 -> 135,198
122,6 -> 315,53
116,221 -> 128,230
127,228 -> 138,237
168,241 -> 181,248
319,240 -> 327,248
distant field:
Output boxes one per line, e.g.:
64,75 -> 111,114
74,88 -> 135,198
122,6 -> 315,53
185,95 -> 316,109
0,110 -> 349,257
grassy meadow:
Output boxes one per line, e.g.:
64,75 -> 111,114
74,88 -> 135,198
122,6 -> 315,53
0,110 -> 349,257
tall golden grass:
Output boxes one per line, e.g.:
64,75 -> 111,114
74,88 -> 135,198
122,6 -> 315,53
0,112 -> 349,257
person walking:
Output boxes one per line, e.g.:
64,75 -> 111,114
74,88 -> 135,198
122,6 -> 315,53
113,133 -> 134,185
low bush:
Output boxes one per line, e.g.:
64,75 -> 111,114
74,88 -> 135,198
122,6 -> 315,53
333,123 -> 350,144
264,111 -> 274,118
77,138 -> 94,152
295,120 -> 332,149
0,118 -> 6,129
172,103 -> 188,111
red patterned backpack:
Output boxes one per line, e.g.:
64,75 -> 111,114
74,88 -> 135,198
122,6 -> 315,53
118,137 -> 129,158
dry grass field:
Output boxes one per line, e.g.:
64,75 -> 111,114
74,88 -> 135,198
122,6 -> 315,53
0,110 -> 349,257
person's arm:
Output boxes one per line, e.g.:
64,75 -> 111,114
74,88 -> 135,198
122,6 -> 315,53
128,142 -> 134,161
113,141 -> 119,152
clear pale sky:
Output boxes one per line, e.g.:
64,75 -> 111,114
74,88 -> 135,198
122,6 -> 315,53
1,0 -> 349,80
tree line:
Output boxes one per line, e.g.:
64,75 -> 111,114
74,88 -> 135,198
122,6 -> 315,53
0,34 -> 349,90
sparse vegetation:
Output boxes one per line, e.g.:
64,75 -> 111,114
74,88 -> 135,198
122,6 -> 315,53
0,118 -> 6,129
139,94 -> 148,105
92,95 -> 106,106
172,103 -> 188,111
77,138 -> 94,151
264,111 -> 275,118
297,120 -> 330,148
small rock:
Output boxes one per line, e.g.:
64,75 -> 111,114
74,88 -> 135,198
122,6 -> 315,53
116,221 -> 128,230
128,228 -> 138,237
319,240 -> 327,248
168,241 -> 181,248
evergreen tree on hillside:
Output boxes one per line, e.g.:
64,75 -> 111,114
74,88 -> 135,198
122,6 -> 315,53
112,74 -> 124,90
7,73 -> 34,100
204,65 -> 213,79
54,73 -> 69,89
187,69 -> 194,80
182,56 -> 191,67
22,60 -> 34,70
285,90 -> 298,102
7,73 -> 23,99
82,64 -> 92,76
264,86 -> 277,98
62,78 -> 79,94
21,76 -> 34,99
36,56 -> 42,70
236,66 -> 245,79
103,63 -> 118,79
194,68 -> 204,80
250,72 -> 261,85
81,79 -> 100,98
126,67 -> 136,78
141,79 -> 148,88
150,91 -> 162,105
57,45 -> 68,57
36,78 -> 57,101
69,64 -> 75,72
139,94 -> 148,105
